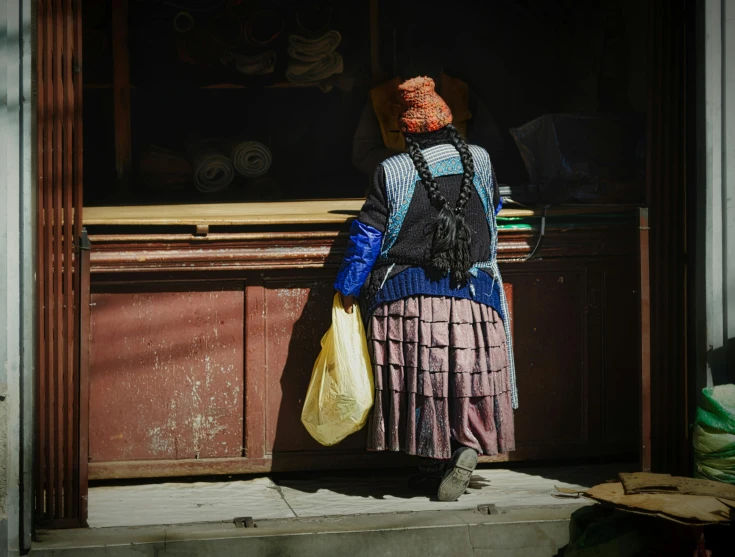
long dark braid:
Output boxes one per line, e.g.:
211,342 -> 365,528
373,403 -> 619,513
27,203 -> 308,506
405,123 -> 476,285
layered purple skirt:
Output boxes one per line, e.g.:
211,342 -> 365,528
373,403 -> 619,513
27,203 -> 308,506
367,296 -> 516,460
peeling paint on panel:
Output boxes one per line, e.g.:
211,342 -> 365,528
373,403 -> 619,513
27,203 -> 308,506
89,288 -> 245,462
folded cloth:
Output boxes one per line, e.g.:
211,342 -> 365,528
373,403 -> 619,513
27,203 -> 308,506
223,140 -> 273,178
223,50 -> 276,75
187,145 -> 235,193
288,30 -> 341,62
286,52 -> 343,90
172,11 -> 195,34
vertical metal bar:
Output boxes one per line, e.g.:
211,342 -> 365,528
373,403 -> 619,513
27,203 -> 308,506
35,0 -> 47,520
73,0 -> 82,239
646,0 -> 690,475
639,209 -> 651,472
73,0 -> 85,523
63,0 -> 74,519
43,0 -> 55,522
77,231 -> 91,525
53,0 -> 64,518
35,0 -> 84,525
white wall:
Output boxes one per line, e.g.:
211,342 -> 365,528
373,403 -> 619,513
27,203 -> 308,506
700,0 -> 735,389
0,0 -> 34,554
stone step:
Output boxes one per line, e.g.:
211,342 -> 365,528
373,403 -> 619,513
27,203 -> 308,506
34,504 -> 585,557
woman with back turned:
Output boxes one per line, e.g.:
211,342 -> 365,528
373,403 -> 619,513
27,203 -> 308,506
334,77 -> 518,502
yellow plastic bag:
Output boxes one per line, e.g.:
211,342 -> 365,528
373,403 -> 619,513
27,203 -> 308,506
301,293 -> 374,446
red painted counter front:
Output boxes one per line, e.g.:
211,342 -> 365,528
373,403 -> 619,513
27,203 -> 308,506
82,205 -> 644,480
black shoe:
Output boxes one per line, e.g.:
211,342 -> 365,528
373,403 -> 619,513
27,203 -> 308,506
437,447 -> 478,502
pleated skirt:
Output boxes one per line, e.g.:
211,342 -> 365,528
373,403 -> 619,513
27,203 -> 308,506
366,296 -> 516,460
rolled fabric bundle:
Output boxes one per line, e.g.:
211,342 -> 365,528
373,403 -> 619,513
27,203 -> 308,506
288,30 -> 341,63
222,50 -> 277,75
173,11 -> 195,33
244,11 -> 284,47
286,52 -> 343,90
224,140 -> 273,178
188,145 -> 235,193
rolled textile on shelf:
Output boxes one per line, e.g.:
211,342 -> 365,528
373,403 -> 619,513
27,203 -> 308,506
173,11 -> 195,33
188,145 -> 236,193
223,50 -> 276,75
286,52 -> 344,90
288,30 -> 341,62
224,140 -> 273,178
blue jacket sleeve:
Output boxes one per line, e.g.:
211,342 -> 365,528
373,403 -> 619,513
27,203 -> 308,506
492,166 -> 503,216
334,220 -> 383,297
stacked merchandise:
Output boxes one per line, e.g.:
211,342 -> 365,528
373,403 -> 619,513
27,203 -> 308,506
223,139 -> 273,179
286,29 -> 343,91
171,1 -> 283,77
166,0 -> 343,88
140,139 -> 274,196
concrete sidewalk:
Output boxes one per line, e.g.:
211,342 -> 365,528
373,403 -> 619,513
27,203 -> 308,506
85,464 -> 621,528
32,464 -> 626,556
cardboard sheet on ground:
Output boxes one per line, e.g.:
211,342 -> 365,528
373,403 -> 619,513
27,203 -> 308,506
582,482 -> 733,525
619,472 -> 735,500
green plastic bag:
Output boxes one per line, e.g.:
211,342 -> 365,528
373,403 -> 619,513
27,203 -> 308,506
301,293 -> 374,446
693,384 -> 735,484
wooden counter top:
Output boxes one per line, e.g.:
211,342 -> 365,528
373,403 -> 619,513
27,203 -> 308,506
83,200 -> 642,227
83,200 -> 365,226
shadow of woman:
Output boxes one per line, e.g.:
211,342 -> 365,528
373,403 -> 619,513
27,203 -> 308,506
268,226 -> 420,500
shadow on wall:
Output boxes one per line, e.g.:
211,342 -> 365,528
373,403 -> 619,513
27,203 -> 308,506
270,237 -> 408,475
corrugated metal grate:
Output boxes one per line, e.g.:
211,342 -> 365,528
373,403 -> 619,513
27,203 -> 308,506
35,0 -> 86,528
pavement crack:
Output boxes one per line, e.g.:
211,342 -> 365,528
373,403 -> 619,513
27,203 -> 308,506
270,479 -> 299,518
465,521 -> 477,556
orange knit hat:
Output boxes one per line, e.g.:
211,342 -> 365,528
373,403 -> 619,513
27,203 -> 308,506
398,76 -> 453,134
